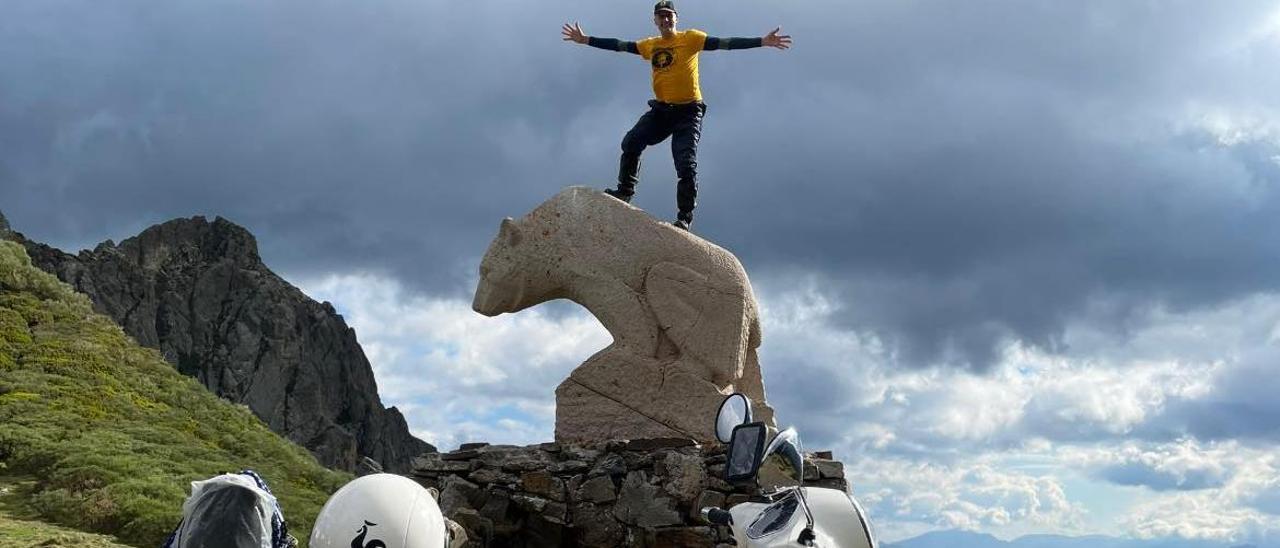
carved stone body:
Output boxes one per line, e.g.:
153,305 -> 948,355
473,187 -> 775,443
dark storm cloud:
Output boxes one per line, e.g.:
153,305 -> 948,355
3,0 -> 1280,369
706,0 -> 1280,370
0,0 -> 649,284
1095,461 -> 1229,492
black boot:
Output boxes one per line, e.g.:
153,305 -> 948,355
607,153 -> 640,203
673,211 -> 693,231
604,188 -> 632,203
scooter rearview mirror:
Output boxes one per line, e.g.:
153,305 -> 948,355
715,393 -> 753,444
724,422 -> 766,485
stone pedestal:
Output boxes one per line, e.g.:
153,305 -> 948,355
411,441 -> 850,548
554,350 -> 735,444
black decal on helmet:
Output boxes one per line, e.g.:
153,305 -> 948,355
351,521 -> 387,548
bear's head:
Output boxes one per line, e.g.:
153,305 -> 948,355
472,217 -> 563,316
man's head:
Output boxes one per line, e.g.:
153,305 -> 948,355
653,0 -> 677,37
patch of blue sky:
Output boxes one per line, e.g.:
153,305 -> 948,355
1059,471 -> 1143,537
997,453 -> 1066,474
409,340 -> 457,360
453,404 -> 536,426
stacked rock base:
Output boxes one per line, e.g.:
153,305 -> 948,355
410,439 -> 849,548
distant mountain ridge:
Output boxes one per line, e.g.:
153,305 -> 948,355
886,529 -> 1260,548
6,213 -> 432,472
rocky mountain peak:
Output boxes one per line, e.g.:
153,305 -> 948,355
96,215 -> 262,270
0,209 -> 10,235
14,215 -> 433,472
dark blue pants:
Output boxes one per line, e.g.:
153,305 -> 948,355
617,100 -> 706,222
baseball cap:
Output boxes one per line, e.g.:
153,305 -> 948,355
654,1 -> 676,14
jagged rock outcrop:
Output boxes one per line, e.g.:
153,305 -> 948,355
473,187 -> 777,444
11,214 -> 432,472
412,440 -> 849,547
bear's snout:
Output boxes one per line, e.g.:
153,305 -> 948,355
472,277 -> 519,316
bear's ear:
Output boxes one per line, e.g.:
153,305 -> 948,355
500,217 -> 523,247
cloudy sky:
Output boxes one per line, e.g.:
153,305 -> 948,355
5,0 -> 1280,544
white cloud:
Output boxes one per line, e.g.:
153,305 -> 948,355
1016,356 -> 1214,441
296,271 -> 609,450
1123,490 -> 1280,545
1069,440 -> 1239,492
850,455 -> 1087,543
754,278 -> 1221,455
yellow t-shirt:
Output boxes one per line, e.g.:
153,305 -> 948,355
636,29 -> 708,104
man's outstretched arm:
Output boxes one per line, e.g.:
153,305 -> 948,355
704,26 -> 792,51
562,22 -> 640,54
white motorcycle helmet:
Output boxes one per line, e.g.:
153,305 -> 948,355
310,473 -> 448,548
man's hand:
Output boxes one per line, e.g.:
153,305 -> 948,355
562,22 -> 588,45
762,27 -> 792,49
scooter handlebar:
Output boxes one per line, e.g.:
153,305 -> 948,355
700,506 -> 734,526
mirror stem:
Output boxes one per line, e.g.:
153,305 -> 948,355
795,487 -> 817,546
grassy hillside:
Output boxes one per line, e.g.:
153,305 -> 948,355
0,241 -> 351,546
1,475 -> 132,547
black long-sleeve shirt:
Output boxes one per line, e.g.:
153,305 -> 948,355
586,35 -> 763,54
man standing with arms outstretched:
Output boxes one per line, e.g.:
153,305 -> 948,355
563,1 -> 791,231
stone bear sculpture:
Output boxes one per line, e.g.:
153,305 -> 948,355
473,186 -> 775,443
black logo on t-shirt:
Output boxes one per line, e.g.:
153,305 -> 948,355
652,48 -> 674,69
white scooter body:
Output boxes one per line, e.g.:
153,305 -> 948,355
728,487 -> 876,548
704,393 -> 879,548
